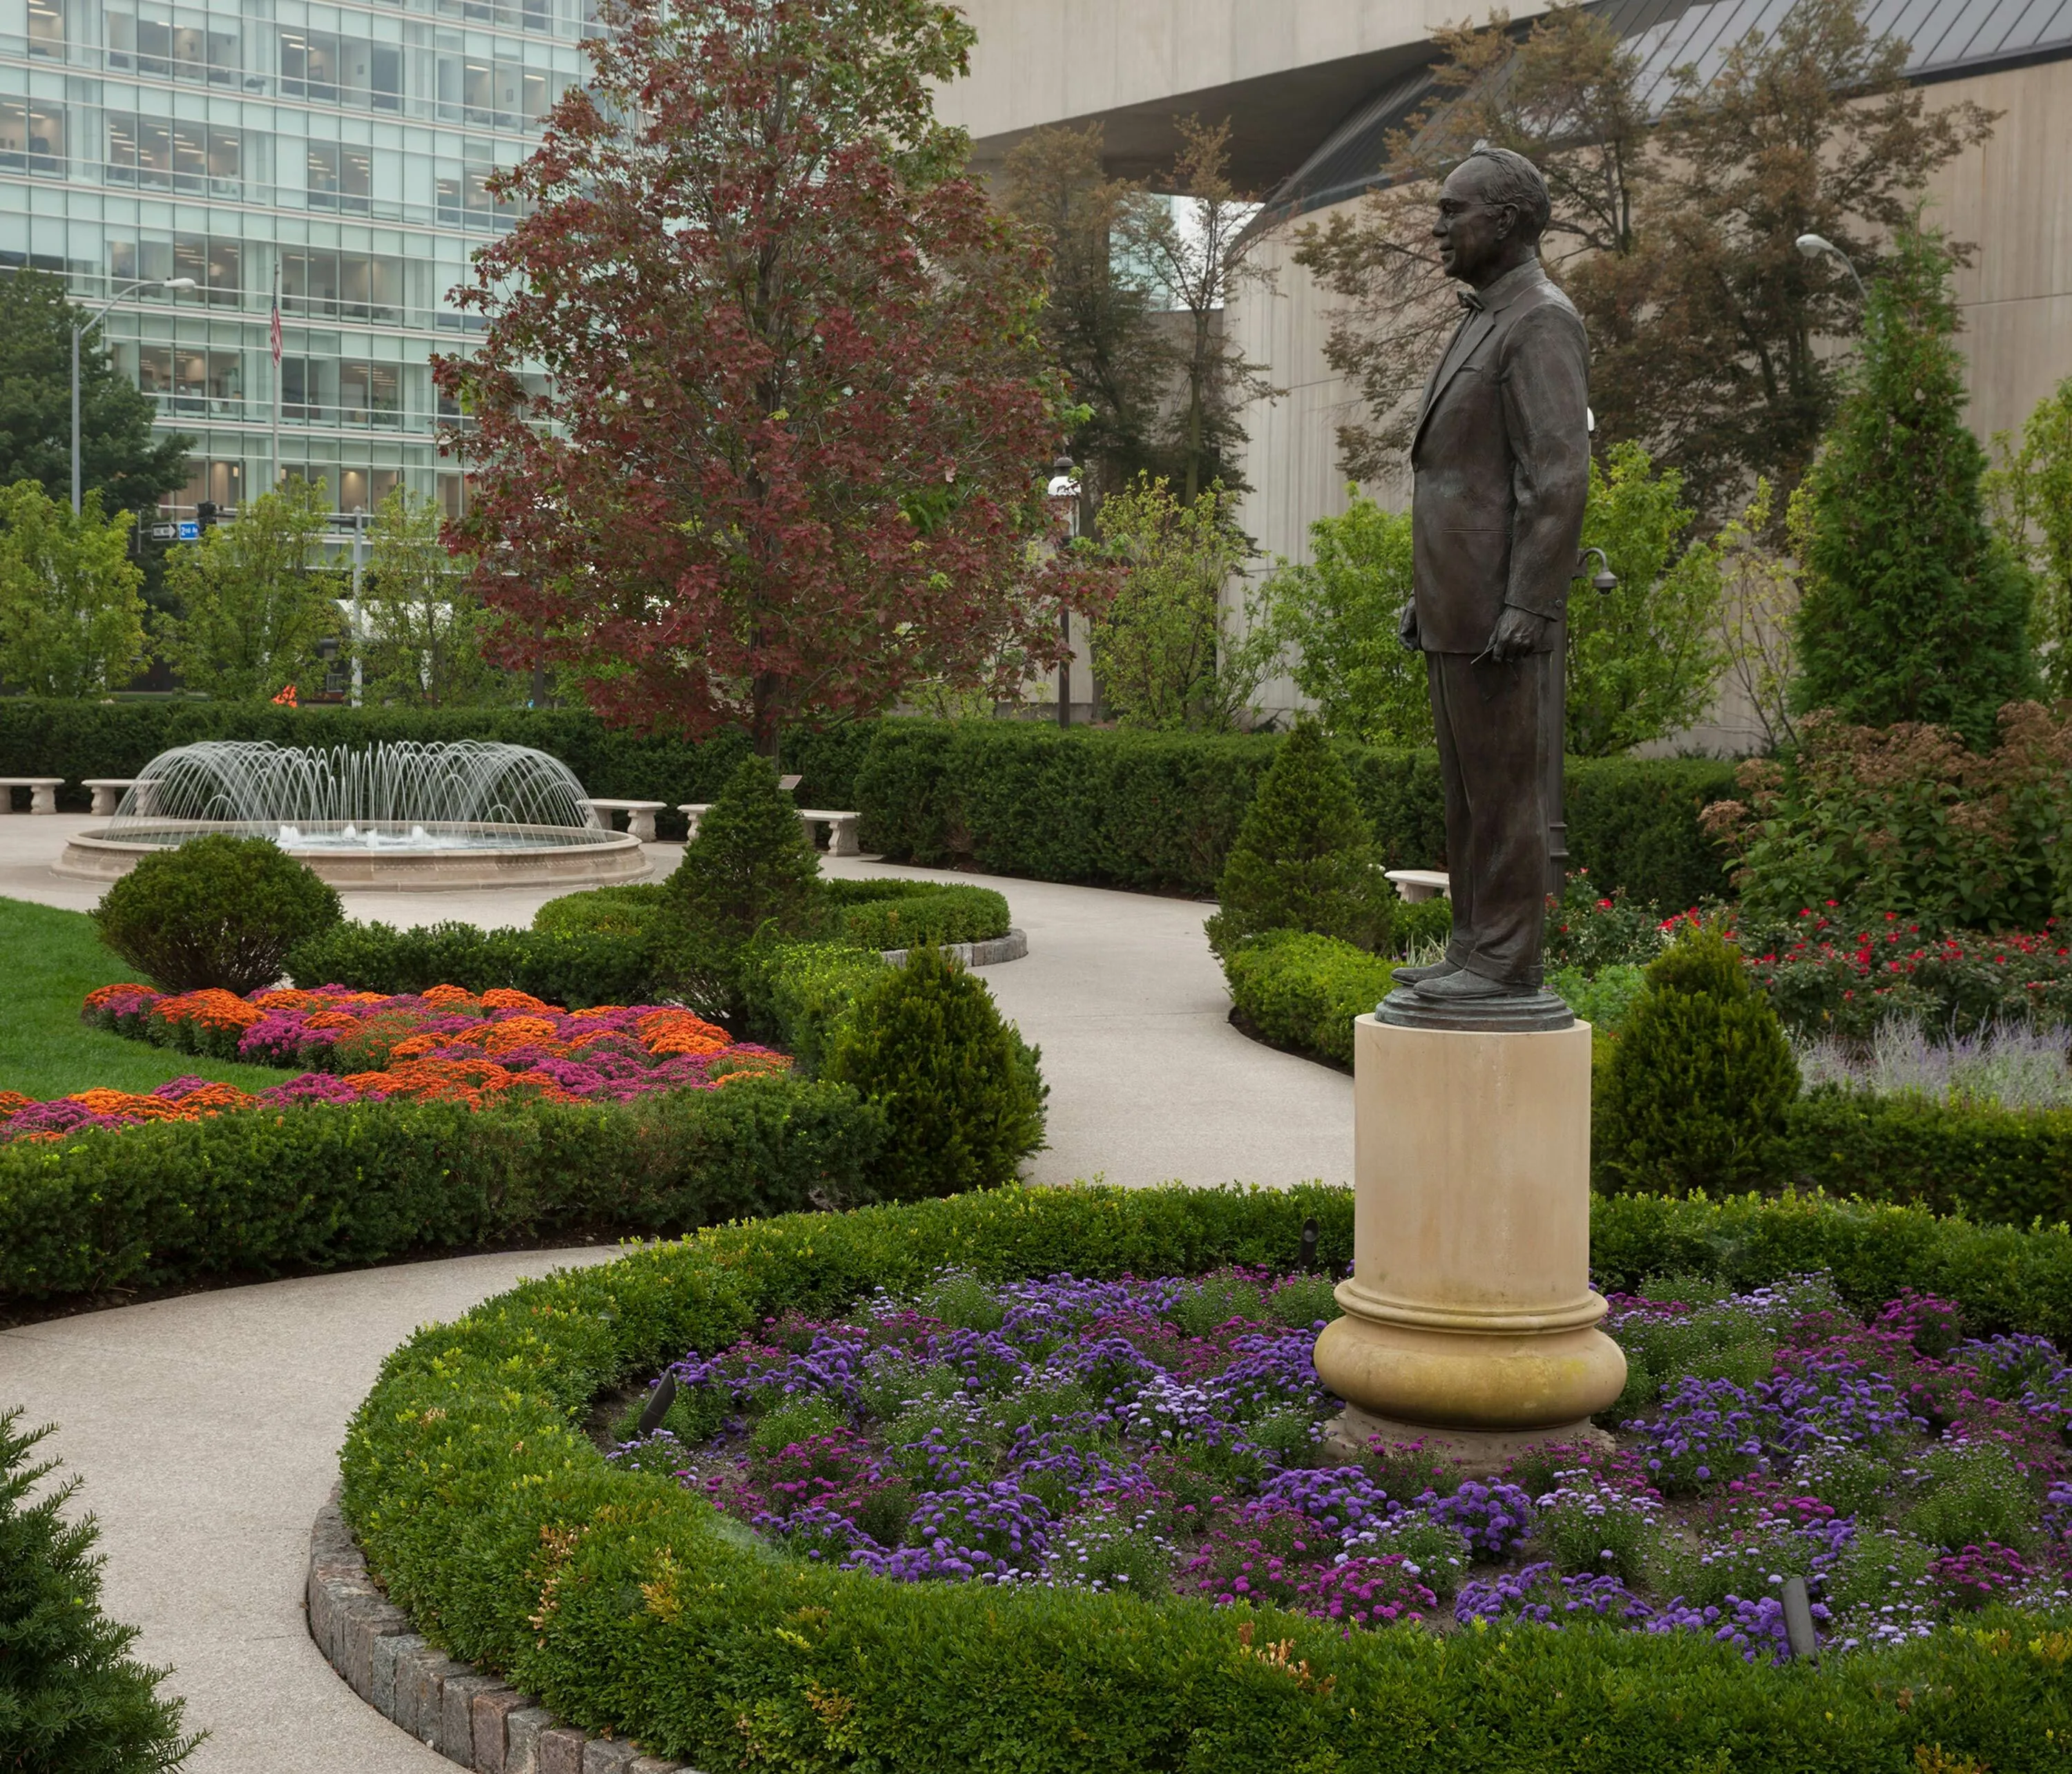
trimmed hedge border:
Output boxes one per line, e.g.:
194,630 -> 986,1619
306,1496 -> 687,1774
0,1077 -> 883,1307
339,1184 -> 2072,1774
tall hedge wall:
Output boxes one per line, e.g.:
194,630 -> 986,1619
0,701 -> 874,840
855,721 -> 1736,909
1,701 -> 1735,907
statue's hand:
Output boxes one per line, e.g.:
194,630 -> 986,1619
1398,600 -> 1422,654
1484,605 -> 1550,664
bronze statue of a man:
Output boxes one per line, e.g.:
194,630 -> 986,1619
1387,146 -> 1590,1027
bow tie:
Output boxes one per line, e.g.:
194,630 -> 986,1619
1457,288 -> 1485,313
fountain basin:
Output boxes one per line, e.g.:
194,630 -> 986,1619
57,818 -> 651,890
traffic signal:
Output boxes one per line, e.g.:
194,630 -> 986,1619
195,500 -> 218,529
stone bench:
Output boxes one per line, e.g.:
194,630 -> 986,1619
678,802 -> 861,856
583,798 -> 669,843
0,777 -> 65,814
1385,868 -> 1451,903
82,778 -> 140,817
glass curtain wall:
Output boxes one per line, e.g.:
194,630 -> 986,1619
0,0 -> 589,519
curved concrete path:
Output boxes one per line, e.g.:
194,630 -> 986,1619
0,814 -> 1352,1770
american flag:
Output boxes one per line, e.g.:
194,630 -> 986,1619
269,272 -> 282,366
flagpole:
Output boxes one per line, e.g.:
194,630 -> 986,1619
269,263 -> 281,490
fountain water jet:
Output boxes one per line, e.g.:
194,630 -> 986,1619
57,739 -> 651,890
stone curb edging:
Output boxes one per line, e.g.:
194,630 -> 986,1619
308,1494 -> 698,1774
881,925 -> 1028,968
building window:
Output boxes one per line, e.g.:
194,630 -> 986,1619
26,0 -> 63,59
338,360 -> 402,425
167,458 -> 244,516
0,99 -> 66,175
280,30 -> 403,111
107,114 -> 241,195
110,235 -> 243,305
282,248 -> 403,323
137,345 -> 242,414
106,4 -> 242,86
306,142 -> 372,213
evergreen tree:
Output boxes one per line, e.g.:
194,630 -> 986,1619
1595,925 -> 1798,1195
825,944 -> 1046,1199
656,753 -> 823,1019
0,271 -> 189,518
1793,226 -> 2035,745
0,1409 -> 201,1772
1206,720 -> 1392,956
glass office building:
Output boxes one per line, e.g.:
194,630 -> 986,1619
0,0 -> 588,521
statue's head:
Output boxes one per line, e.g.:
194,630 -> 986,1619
1432,146 -> 1551,287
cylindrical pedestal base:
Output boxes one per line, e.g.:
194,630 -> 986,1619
1315,1014 -> 1625,1431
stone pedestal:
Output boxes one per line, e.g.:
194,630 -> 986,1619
1312,1014 -> 1624,1454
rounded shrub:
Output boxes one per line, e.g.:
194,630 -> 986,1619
823,944 -> 1046,1198
653,754 -> 824,1019
0,1410 -> 200,1771
1594,925 -> 1798,1195
92,833 -> 341,994
1205,720 -> 1392,956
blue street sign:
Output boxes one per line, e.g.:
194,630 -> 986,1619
178,521 -> 199,541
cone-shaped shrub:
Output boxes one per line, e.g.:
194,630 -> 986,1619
92,833 -> 340,994
1595,925 -> 1798,1195
1793,224 -> 2035,746
824,944 -> 1046,1199
656,753 -> 823,1019
1206,719 -> 1392,956
0,1410 -> 200,1772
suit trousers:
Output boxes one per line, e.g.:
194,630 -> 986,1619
1428,648 -> 1547,987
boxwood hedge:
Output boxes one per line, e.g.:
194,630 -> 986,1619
340,1184 -> 2072,1774
0,1076 -> 882,1305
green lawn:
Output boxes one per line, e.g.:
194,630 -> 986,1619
0,896 -> 300,1101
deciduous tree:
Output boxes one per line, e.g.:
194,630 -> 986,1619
1087,477 -> 1268,731
0,481 -> 146,696
361,486 -> 504,706
1986,376 -> 2072,696
160,477 -> 343,701
1001,124 -> 1168,506
441,0 -> 1104,755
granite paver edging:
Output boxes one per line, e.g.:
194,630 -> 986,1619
882,925 -> 1027,968
307,1492 -> 697,1774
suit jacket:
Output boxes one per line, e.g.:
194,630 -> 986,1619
1410,259 -> 1591,655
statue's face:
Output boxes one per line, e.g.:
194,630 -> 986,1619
1432,160 -> 1514,286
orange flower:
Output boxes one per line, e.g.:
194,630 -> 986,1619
636,1009 -> 731,1057
0,1090 -> 34,1121
151,990 -> 265,1030
84,983 -> 155,1010
301,1010 -> 363,1032
565,1004 -> 631,1021
386,1032 -> 447,1060
480,988 -> 559,1014
251,987 -> 329,1011
481,1016 -> 559,1054
419,985 -> 481,1010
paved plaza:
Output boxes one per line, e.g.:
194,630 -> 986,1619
0,815 -> 1350,1773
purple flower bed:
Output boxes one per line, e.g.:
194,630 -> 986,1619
606,1266 -> 2072,1658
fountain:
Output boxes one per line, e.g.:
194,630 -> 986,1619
57,739 -> 652,890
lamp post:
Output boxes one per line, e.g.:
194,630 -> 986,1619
1046,454 -> 1081,728
72,276 -> 197,514
1796,233 -> 1868,301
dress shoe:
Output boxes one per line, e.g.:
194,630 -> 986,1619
1391,957 -> 1459,987
1411,966 -> 1527,1002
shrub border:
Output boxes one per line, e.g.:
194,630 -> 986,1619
306,1494 -> 686,1773
338,1183 -> 2072,1773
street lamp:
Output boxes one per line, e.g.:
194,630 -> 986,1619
1047,453 -> 1080,729
73,275 -> 198,514
1795,233 -> 1868,301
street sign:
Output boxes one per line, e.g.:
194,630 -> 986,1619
177,521 -> 199,541
146,523 -> 179,541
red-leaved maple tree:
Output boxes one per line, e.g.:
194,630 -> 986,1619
437,0 -> 1105,751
